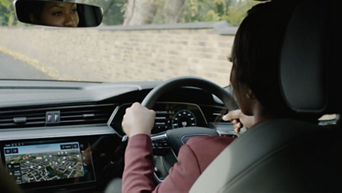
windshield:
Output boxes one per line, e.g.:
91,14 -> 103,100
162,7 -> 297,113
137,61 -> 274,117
0,0 -> 258,86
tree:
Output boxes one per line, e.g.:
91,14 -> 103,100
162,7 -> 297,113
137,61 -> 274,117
178,0 -> 257,26
225,0 -> 258,26
0,0 -> 18,26
123,0 -> 158,25
122,0 -> 187,25
164,0 -> 186,24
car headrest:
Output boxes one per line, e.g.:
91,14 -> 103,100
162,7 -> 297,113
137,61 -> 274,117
280,0 -> 341,114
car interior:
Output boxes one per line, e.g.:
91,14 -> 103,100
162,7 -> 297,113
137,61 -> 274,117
0,0 -> 341,192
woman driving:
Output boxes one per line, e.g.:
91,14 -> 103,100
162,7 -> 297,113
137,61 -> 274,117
120,1 -> 298,193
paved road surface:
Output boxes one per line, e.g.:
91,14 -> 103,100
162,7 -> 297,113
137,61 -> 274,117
0,52 -> 51,80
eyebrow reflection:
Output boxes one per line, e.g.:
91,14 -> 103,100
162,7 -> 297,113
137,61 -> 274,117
46,3 -> 66,9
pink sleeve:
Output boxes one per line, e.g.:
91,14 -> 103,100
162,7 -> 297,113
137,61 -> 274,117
154,143 -> 202,193
122,134 -> 202,193
122,134 -> 155,193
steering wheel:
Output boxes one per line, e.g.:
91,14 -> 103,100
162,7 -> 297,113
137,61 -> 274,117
141,76 -> 239,182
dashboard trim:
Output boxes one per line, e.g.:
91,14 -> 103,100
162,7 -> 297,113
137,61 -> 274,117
107,105 -> 122,137
0,124 -> 115,141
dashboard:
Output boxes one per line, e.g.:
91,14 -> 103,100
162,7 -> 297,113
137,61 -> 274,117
0,80 -> 232,193
110,102 -> 209,136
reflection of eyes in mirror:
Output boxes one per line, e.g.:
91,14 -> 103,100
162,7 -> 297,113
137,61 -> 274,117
38,2 -> 79,27
15,0 -> 103,27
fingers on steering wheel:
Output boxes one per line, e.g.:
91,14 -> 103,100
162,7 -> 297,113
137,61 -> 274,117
234,122 -> 241,133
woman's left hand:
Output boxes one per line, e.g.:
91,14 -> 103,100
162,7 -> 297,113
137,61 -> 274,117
222,109 -> 255,133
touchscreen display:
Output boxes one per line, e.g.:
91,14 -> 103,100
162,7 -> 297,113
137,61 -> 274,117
3,142 -> 85,184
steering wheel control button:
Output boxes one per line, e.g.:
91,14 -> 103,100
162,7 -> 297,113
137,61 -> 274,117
152,139 -> 168,149
151,134 -> 169,153
153,111 -> 171,133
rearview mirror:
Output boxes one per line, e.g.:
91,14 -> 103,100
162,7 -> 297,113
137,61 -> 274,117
14,0 -> 103,27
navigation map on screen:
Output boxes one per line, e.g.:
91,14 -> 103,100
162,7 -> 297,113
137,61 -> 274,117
4,142 -> 85,184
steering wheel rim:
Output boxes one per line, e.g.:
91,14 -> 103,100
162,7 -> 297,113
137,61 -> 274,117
141,77 -> 238,182
142,76 -> 238,110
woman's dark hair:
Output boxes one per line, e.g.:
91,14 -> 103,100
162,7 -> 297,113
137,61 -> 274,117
16,0 -> 47,23
231,1 -> 297,116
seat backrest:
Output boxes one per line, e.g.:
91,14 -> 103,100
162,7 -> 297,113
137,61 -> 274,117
279,1 -> 341,115
190,0 -> 341,192
190,119 -> 340,193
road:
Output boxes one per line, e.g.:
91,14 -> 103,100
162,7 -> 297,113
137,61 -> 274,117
0,52 -> 51,80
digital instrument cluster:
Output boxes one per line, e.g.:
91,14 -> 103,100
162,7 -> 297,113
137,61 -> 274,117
110,102 -> 207,136
152,102 -> 207,133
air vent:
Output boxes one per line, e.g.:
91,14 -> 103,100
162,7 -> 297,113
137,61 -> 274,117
204,106 -> 228,122
0,104 -> 115,129
59,104 -> 115,126
0,110 -> 46,128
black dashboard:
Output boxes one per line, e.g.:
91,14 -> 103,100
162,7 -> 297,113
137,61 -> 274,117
110,102 -> 209,136
0,80 -> 233,193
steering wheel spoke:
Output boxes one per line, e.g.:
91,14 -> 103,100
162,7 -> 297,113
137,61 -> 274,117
151,132 -> 169,151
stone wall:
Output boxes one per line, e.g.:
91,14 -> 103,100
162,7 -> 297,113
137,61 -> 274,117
0,22 -> 236,86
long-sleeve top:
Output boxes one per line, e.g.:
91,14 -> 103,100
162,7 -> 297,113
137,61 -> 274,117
122,134 -> 234,193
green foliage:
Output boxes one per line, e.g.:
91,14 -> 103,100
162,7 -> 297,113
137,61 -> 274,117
0,0 -> 19,26
94,0 -> 126,25
179,0 -> 258,26
226,0 -> 259,26
151,0 -> 166,24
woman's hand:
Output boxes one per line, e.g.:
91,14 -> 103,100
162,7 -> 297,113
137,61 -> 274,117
222,109 -> 255,133
122,102 -> 156,137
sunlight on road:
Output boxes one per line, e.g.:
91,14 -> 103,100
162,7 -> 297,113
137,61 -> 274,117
0,45 -> 73,80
